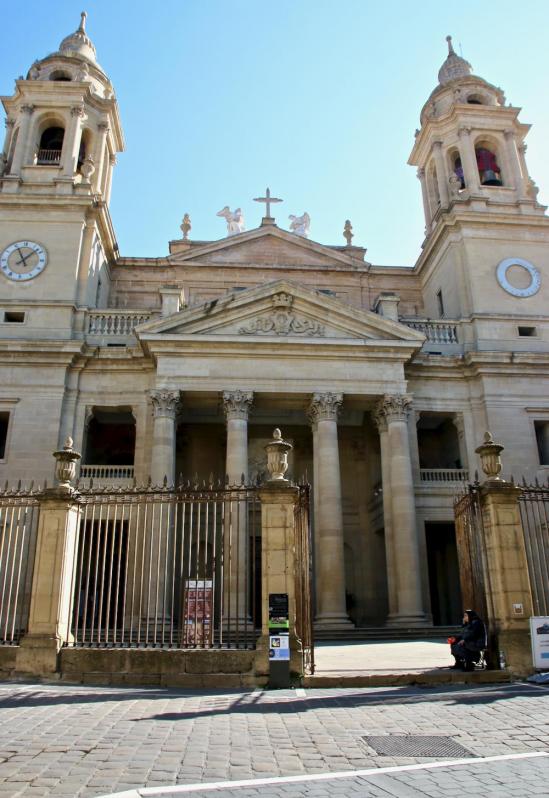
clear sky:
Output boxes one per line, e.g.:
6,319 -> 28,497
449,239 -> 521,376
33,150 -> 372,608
2,0 -> 549,265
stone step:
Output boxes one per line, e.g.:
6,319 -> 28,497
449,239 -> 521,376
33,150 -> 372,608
303,669 -> 513,688
313,625 -> 462,641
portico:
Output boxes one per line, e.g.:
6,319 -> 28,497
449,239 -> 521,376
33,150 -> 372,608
133,278 -> 429,627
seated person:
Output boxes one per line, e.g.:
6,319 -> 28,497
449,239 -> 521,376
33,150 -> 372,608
449,609 -> 486,671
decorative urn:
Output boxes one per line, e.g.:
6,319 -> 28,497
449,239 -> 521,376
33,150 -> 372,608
475,431 -> 504,481
264,428 -> 292,483
53,437 -> 81,489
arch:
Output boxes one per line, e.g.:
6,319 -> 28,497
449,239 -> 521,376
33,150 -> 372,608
37,126 -> 64,165
448,147 -> 465,189
77,127 -> 94,172
466,93 -> 485,105
474,137 -> 503,186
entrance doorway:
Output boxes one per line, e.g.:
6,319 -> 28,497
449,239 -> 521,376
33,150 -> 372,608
425,522 -> 462,625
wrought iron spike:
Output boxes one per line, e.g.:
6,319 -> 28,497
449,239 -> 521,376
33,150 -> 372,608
510,474 -> 514,484
522,475 -> 527,486
17,479 -> 21,491
3,480 -> 7,492
44,479 -> 48,490
209,471 -> 214,487
163,475 -> 168,487
178,472 -> 184,488
132,475 -> 137,487
147,475 -> 152,487
240,472 -> 245,485
535,476 -> 540,487
474,469 -> 479,484
90,477 -> 94,489
225,473 -> 229,486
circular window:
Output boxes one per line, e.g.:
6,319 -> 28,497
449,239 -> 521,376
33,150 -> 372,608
496,258 -> 541,298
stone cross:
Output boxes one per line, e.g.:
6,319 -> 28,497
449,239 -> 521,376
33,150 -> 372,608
254,187 -> 282,224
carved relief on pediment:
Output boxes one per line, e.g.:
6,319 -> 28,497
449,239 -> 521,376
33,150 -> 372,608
239,310 -> 325,337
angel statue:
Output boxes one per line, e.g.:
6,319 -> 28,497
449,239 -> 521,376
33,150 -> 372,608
216,206 -> 246,236
289,212 -> 310,238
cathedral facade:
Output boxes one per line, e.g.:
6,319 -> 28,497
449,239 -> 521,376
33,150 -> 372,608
0,18 -> 548,631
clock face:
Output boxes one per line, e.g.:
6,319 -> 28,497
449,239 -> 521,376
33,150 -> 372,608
496,258 -> 541,298
0,241 -> 48,282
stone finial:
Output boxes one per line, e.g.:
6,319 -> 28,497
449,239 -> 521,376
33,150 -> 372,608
80,155 -> 95,182
343,220 -> 353,246
475,431 -> 505,482
446,34 -> 455,55
53,436 -> 81,490
79,11 -> 87,32
180,213 -> 192,240
264,428 -> 292,483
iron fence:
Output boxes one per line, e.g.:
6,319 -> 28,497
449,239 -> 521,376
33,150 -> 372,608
68,480 -> 261,649
0,485 -> 40,645
518,479 -> 549,616
294,484 -> 314,675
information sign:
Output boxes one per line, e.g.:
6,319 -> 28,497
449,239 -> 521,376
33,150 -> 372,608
530,616 -> 549,670
183,579 -> 213,646
269,634 -> 290,661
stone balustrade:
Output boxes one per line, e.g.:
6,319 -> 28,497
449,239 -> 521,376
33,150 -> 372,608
79,464 -> 134,480
420,468 -> 469,483
86,311 -> 152,336
402,319 -> 459,344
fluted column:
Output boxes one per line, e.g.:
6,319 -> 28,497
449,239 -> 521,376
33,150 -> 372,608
504,129 -> 527,198
10,105 -> 34,175
222,390 -> 253,626
150,389 -> 181,485
92,120 -> 109,194
62,105 -> 85,177
433,141 -> 449,208
375,395 -> 427,625
458,126 -> 481,194
372,407 -> 398,619
308,392 -> 351,628
417,167 -> 432,231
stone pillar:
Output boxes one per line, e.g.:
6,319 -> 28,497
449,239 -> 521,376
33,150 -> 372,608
308,392 -> 351,628
76,219 -> 96,306
417,167 -> 432,230
375,395 -> 427,625
255,483 -> 301,677
222,390 -> 253,625
504,129 -> 527,198
311,420 -> 320,615
104,154 -> 116,204
474,432 -> 534,674
458,126 -> 481,194
16,439 -> 81,676
372,408 -> 398,619
9,105 -> 34,175
150,389 -> 181,486
62,105 -> 85,177
433,141 -> 449,208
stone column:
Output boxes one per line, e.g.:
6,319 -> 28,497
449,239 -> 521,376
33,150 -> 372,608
433,141 -> 449,208
93,120 -> 109,194
310,420 -> 320,615
104,153 -> 116,204
372,408 -> 398,619
62,105 -> 85,177
375,395 -> 427,625
150,389 -> 181,486
504,129 -> 527,198
222,390 -> 253,626
417,167 -> 432,230
9,105 -> 34,175
458,126 -> 481,193
308,392 -> 351,628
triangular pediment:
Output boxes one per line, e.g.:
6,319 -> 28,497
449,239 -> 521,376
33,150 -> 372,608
168,225 -> 365,270
137,280 -> 425,345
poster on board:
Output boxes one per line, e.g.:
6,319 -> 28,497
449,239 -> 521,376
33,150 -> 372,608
530,617 -> 549,670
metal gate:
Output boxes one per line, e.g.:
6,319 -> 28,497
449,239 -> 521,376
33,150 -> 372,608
294,484 -> 314,675
454,485 -> 490,624
518,480 -> 549,616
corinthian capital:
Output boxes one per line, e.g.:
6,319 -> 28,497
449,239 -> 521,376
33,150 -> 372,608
150,389 -> 181,419
374,394 -> 412,426
307,392 -> 343,424
222,390 -> 253,420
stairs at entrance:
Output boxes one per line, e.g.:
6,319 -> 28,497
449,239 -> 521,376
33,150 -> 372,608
313,625 -> 461,641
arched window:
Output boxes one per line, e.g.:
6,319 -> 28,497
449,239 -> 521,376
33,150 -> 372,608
451,152 -> 465,189
475,145 -> 502,186
77,129 -> 92,173
467,94 -> 484,105
49,71 -> 72,82
37,127 -> 64,165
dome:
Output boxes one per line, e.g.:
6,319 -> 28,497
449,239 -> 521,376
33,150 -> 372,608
59,11 -> 97,63
438,35 -> 472,85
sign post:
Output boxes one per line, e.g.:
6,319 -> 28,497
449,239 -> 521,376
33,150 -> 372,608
269,593 -> 290,688
530,616 -> 549,670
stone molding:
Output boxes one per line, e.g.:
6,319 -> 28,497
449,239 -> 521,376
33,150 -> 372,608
307,392 -> 343,424
222,390 -> 253,421
150,389 -> 181,419
374,394 -> 412,426
239,311 -> 324,337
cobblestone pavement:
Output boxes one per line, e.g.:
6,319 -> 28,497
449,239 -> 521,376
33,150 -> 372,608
0,681 -> 547,797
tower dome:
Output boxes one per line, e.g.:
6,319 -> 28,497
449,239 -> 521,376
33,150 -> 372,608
59,11 -> 97,63
438,35 -> 472,85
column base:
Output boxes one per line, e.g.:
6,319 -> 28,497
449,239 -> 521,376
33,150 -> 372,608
314,613 -> 354,631
385,613 -> 430,628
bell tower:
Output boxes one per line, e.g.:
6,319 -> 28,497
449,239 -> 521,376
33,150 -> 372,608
408,37 -> 548,332
0,12 -> 124,316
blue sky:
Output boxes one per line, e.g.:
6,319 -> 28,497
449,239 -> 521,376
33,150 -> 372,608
2,1 -> 549,265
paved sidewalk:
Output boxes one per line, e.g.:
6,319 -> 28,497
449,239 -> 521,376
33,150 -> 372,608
0,681 -> 547,797
313,640 -> 451,674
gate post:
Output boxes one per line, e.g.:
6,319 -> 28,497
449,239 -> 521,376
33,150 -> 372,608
255,430 -> 302,679
476,433 -> 533,674
16,439 -> 81,676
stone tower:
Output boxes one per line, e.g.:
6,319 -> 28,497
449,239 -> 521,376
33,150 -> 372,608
0,12 -> 124,321
408,36 -> 548,339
